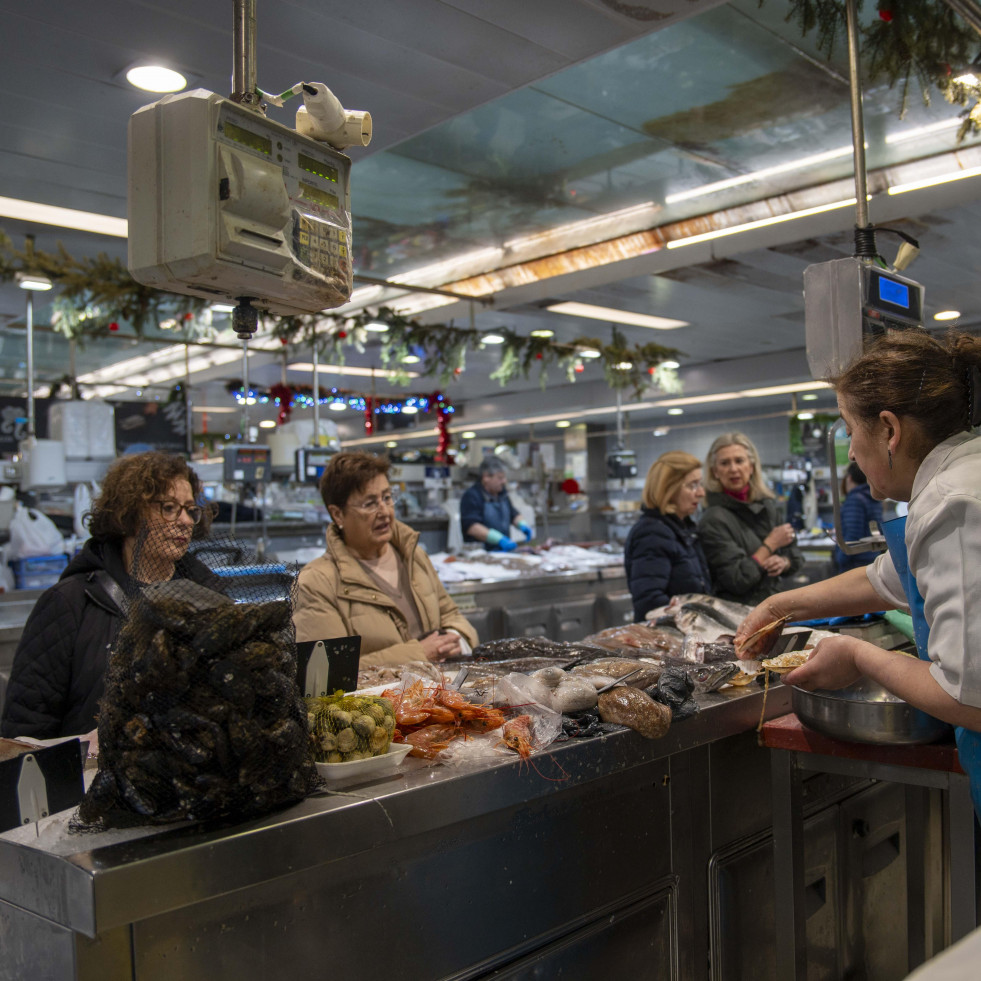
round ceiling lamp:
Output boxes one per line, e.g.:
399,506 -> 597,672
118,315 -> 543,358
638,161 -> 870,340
126,65 -> 188,93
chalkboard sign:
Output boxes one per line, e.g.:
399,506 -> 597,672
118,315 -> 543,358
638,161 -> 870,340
111,400 -> 189,455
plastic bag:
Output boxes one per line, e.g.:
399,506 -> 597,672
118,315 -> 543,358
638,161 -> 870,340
8,505 -> 65,560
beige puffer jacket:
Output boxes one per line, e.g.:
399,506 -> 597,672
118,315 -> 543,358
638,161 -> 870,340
293,520 -> 478,668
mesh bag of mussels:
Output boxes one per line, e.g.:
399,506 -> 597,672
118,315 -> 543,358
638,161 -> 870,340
77,532 -> 320,828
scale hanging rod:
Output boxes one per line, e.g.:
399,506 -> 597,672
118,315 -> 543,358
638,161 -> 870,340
231,0 -> 260,109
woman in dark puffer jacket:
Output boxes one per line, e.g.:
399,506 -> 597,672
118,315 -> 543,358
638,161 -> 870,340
624,450 -> 711,621
1,452 -> 218,740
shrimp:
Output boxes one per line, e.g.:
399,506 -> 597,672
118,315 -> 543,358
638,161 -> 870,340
405,724 -> 462,759
501,714 -> 534,759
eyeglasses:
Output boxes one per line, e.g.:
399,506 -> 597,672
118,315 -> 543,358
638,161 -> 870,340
683,480 -> 704,492
153,500 -> 205,524
345,490 -> 399,515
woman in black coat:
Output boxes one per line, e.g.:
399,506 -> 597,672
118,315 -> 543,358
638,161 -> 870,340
624,450 -> 711,621
1,452 -> 218,739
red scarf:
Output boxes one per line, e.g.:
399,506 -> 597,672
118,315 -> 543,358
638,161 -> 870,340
723,485 -> 751,503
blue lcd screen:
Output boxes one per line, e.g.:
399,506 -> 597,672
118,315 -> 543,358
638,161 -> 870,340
878,276 -> 910,309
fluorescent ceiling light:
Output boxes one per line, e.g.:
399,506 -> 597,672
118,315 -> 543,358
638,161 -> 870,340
579,348 -> 602,359
126,65 -> 187,93
801,393 -> 819,401
363,321 -> 389,333
954,72 -> 979,86
259,420 -> 276,429
547,301 -> 688,330
934,310 -> 961,321
667,199 -> 856,249
0,195 -> 128,237
667,407 -> 684,416
885,118 -> 960,144
888,166 -> 981,196
385,440 -> 398,448
797,412 -> 815,420
665,145 -> 853,204
660,360 -> 680,370
530,329 -> 554,338
16,272 -> 53,291
738,381 -> 832,398
328,401 -> 347,411
287,363 -> 419,379
481,334 -> 505,345
210,303 -> 237,314
615,361 -> 633,370
192,406 -> 238,413
504,200 -> 656,251
555,420 -> 571,428
402,405 -> 419,414
401,355 -> 421,364
461,431 -> 477,439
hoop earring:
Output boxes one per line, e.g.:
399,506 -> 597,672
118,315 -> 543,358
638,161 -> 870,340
887,448 -> 893,470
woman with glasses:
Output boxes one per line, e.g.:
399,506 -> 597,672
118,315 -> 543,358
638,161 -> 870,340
294,451 -> 477,668
1,452 -> 217,739
698,432 -> 803,605
624,451 -> 711,621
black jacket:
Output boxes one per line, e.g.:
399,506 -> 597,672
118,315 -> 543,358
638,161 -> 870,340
1,539 -> 217,738
624,508 -> 711,621
698,491 -> 804,605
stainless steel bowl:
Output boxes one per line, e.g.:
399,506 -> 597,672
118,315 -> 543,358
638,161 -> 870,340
792,678 -> 952,745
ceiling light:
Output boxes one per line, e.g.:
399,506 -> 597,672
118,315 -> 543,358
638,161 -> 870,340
652,428 -> 670,437
385,440 -> 398,448
210,303 -> 236,314
667,199 -> 856,249
934,310 -> 961,321
287,363 -> 419,379
192,406 -> 238,413
555,420 -> 571,428
15,271 -> 53,291
363,320 -> 389,333
125,65 -> 187,93
660,360 -> 680,370
888,166 -> 981,196
530,329 -> 554,338
547,301 -> 688,330
885,118 -> 960,144
615,361 -> 633,370
402,405 -> 419,414
401,354 -> 421,364
259,420 -> 276,429
667,407 -> 684,416
801,393 -> 819,401
504,200 -> 656,251
579,348 -> 602,359
461,431 -> 477,439
797,412 -> 815,421
0,195 -> 128,237
665,145 -> 853,204
481,333 -> 506,345
954,72 -> 979,86
328,401 -> 347,411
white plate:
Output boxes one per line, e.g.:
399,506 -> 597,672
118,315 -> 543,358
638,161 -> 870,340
315,742 -> 413,782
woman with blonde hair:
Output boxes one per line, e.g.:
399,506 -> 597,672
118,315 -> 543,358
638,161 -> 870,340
624,450 -> 710,621
698,432 -> 803,605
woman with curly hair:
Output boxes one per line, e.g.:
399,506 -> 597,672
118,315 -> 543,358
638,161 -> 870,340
1,452 -> 217,738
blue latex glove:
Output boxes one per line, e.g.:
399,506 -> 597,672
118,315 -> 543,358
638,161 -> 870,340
498,537 -> 518,552
517,522 -> 533,540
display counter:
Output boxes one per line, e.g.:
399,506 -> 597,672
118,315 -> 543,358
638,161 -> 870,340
0,680 -> 956,980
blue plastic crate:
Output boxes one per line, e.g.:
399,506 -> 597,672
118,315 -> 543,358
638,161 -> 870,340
10,554 -> 68,590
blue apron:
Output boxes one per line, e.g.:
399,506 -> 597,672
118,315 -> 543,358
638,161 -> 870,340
881,516 -> 981,816
481,494 -> 511,550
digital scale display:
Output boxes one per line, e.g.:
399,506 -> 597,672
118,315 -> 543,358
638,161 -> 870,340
299,181 -> 339,209
298,152 -> 338,183
223,119 -> 272,156
868,268 -> 920,319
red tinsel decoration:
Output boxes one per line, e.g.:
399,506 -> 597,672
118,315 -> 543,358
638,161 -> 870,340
433,393 -> 451,463
364,396 -> 374,436
269,383 -> 293,425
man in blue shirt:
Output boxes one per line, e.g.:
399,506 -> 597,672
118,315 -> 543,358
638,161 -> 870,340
460,458 -> 532,551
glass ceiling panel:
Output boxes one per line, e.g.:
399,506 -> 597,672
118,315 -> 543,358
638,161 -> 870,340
350,0 -> 980,284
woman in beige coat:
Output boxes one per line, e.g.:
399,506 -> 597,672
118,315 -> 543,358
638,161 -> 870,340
294,452 -> 477,668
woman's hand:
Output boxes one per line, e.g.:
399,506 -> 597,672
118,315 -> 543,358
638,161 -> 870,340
762,554 -> 791,577
765,523 -> 796,551
420,630 -> 463,661
781,635 -> 863,691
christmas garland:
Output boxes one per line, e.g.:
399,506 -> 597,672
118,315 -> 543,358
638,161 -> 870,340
774,0 -> 981,139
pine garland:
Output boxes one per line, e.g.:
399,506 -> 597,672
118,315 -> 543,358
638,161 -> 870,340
773,0 -> 981,135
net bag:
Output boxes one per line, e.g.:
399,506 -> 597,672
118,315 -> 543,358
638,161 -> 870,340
77,527 -> 320,828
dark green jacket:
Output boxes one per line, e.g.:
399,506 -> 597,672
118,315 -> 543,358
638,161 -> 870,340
698,491 -> 804,605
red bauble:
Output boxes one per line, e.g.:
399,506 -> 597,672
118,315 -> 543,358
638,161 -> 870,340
535,352 -> 543,360
109,321 -> 119,332
879,9 -> 893,21
337,330 -> 348,339
280,337 -> 288,346
183,312 -> 194,321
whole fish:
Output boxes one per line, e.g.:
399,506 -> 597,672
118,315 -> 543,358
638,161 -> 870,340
672,593 -> 754,625
673,607 -> 734,643
686,661 -> 740,692
679,600 -> 740,631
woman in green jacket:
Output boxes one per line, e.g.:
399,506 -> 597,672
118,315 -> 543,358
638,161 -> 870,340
698,432 -> 804,605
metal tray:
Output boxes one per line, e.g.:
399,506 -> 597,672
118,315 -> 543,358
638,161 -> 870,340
792,678 -> 951,745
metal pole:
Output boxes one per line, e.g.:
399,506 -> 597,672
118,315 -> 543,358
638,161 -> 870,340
241,338 -> 250,441
941,0 -> 981,36
231,0 -> 259,108
185,343 -> 193,457
25,292 -> 35,438
845,0 -> 870,232
312,335 -> 321,446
